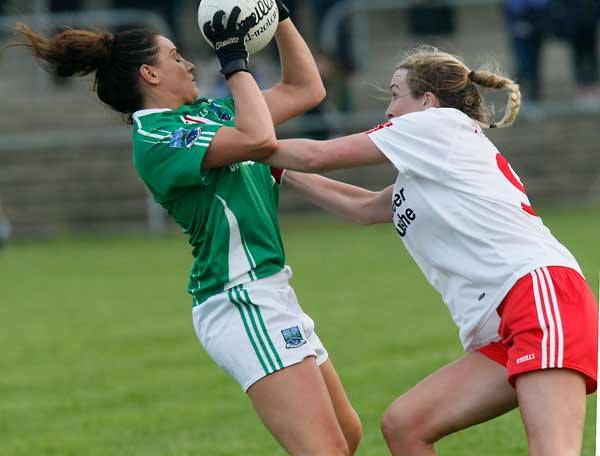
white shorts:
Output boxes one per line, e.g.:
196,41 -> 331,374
192,267 -> 328,392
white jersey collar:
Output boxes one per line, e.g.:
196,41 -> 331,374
132,108 -> 172,122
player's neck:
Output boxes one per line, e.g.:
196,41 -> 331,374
142,92 -> 186,111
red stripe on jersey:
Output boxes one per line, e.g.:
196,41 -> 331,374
521,202 -> 538,216
182,115 -> 207,124
366,121 -> 393,134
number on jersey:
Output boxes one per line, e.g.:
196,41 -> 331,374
496,153 -> 538,217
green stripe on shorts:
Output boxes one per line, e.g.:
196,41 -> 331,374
228,287 -> 269,375
240,287 -> 284,370
233,286 -> 277,372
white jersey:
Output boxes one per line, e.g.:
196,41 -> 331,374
367,108 -> 581,350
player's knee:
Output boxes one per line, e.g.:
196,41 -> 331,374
380,402 -> 422,450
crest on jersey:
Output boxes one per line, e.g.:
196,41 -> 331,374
169,127 -> 187,148
185,127 -> 202,148
211,104 -> 232,121
281,326 -> 306,349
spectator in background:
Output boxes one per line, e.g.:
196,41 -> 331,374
50,0 -> 82,13
111,0 -> 183,52
49,0 -> 84,86
408,1 -> 456,37
0,200 -> 12,251
550,0 -> 600,98
266,0 -> 353,139
504,0 -> 550,102
0,1 -> 10,39
272,0 -> 356,140
308,0 -> 356,113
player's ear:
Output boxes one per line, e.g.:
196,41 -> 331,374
139,64 -> 160,86
423,91 -> 440,109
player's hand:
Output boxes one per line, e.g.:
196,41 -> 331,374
270,167 -> 286,184
275,0 -> 290,22
203,7 -> 257,79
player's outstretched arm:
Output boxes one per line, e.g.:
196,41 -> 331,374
262,2 -> 326,126
282,172 -> 393,224
265,133 -> 388,172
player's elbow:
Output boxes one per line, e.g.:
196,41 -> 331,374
359,194 -> 393,225
354,205 -> 378,225
252,135 -> 278,159
303,138 -> 341,171
360,214 -> 389,225
304,149 -> 329,173
344,199 -> 379,225
290,80 -> 326,111
309,83 -> 326,108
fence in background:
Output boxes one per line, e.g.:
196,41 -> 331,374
0,3 -> 599,237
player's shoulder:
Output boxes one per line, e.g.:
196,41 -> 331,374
131,108 -> 194,169
132,108 -> 177,137
132,104 -> 210,143
393,107 -> 471,128
368,108 -> 466,144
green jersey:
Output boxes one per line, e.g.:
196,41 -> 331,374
132,97 -> 285,305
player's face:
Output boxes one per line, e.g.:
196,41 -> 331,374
153,35 -> 199,105
386,69 -> 429,119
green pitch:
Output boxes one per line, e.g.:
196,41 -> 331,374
1,206 -> 598,455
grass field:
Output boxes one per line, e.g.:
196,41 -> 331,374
1,206 -> 599,455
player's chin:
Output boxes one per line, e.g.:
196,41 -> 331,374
187,84 -> 200,103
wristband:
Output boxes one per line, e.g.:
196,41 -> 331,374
271,167 -> 286,184
276,0 -> 290,22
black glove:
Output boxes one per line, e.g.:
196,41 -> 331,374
203,7 -> 257,79
275,0 -> 290,22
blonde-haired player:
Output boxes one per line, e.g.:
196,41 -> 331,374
266,48 -> 598,455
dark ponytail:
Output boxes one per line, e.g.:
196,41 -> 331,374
13,23 -> 160,122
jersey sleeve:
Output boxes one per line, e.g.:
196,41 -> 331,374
218,97 -> 235,112
366,109 -> 456,180
134,119 -> 223,201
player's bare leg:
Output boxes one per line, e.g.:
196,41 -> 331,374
319,359 -> 363,454
515,369 -> 586,456
247,356 -> 351,456
381,352 -> 518,456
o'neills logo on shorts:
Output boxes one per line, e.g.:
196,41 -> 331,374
215,37 -> 239,50
516,353 -> 536,364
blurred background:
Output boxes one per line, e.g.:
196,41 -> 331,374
0,0 -> 599,240
1,2 -> 599,455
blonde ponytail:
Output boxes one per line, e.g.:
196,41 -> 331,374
469,70 -> 521,128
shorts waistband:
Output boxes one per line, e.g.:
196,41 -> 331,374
225,265 -> 292,292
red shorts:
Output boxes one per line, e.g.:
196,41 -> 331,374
478,266 -> 598,394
